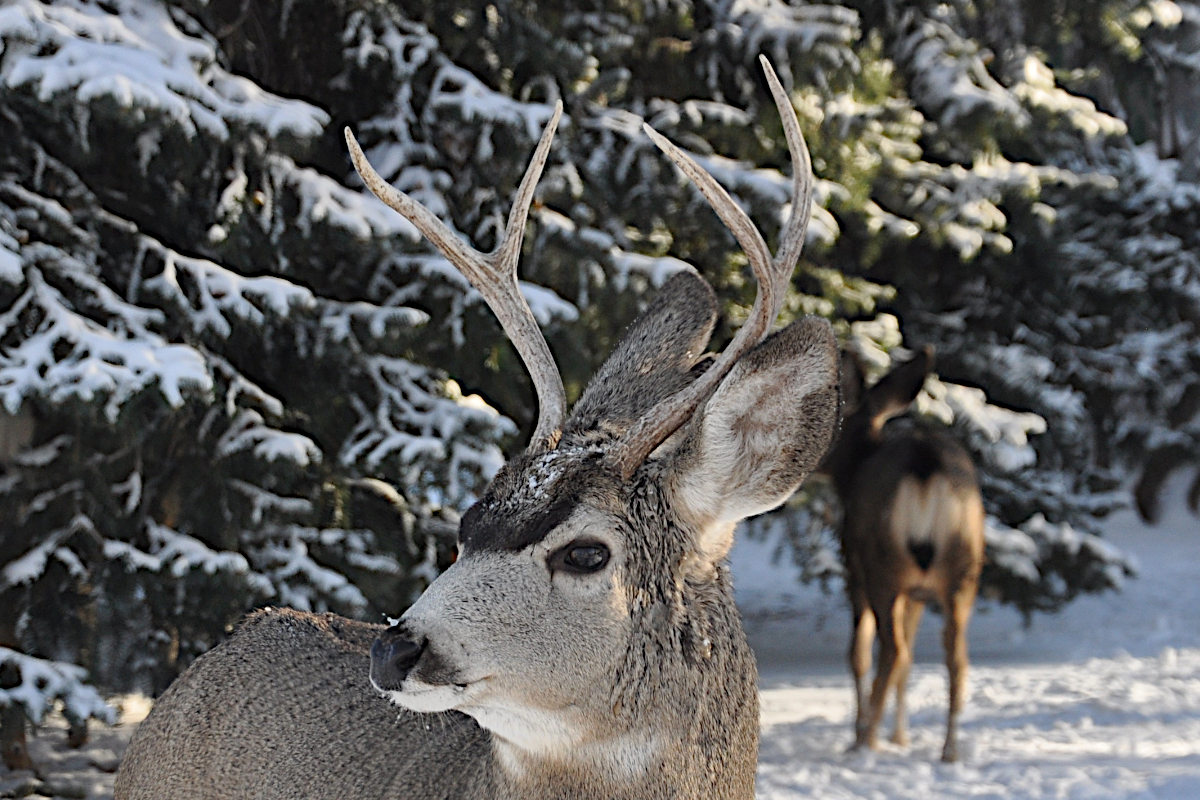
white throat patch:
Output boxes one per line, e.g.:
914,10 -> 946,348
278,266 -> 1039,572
489,719 -> 663,784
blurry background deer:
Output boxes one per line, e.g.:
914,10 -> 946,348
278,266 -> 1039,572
821,347 -> 984,762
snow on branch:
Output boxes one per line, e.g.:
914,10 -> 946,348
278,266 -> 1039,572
848,318 -> 1049,474
427,61 -> 559,147
103,521 -> 272,596
894,8 -> 1027,131
985,514 -> 1138,602
0,224 -> 24,285
520,282 -> 579,326
320,301 -> 429,344
215,409 -> 321,468
0,265 -> 211,418
367,249 -> 576,346
342,356 -> 512,505
0,0 -> 328,145
274,154 -> 421,243
138,238 -> 317,338
146,521 -> 251,579
691,153 -> 841,247
887,154 -> 1109,260
716,0 -> 860,89
1013,57 -> 1127,138
923,379 -> 1048,473
1,514 -> 95,590
535,207 -> 695,295
341,8 -> 436,81
0,648 -> 116,726
227,479 -> 313,527
249,530 -> 368,614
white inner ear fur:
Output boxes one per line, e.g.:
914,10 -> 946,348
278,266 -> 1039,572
669,342 -> 833,571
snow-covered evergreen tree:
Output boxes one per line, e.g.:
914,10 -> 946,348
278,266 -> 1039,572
0,0 -> 515,762
0,0 -> 1193,762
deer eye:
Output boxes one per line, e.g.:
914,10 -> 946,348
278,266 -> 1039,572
550,541 -> 610,574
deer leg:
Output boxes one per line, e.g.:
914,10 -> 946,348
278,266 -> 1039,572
891,597 -> 924,746
941,583 -> 975,763
849,596 -> 875,748
0,702 -> 33,773
0,658 -> 33,773
862,595 -> 905,750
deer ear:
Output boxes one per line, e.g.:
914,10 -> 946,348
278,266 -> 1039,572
665,317 -> 839,569
564,271 -> 717,442
864,345 -> 934,427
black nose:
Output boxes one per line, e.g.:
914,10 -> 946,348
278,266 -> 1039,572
370,626 -> 425,691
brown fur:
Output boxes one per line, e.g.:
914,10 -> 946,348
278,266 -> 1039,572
823,348 -> 985,762
116,284 -> 840,800
117,60 -> 836,796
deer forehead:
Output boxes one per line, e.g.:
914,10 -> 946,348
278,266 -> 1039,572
459,447 -> 628,553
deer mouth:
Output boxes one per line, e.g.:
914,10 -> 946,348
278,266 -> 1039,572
377,675 -> 490,714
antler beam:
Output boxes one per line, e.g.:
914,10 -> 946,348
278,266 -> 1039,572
609,56 -> 814,479
345,104 -> 567,452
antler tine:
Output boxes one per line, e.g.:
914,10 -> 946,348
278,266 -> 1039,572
761,55 -> 815,275
609,57 -> 814,479
345,102 -> 567,452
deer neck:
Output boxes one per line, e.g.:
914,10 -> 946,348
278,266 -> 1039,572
489,729 -> 667,800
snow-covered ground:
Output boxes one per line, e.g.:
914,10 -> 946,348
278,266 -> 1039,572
736,481 -> 1200,799
6,488 -> 1197,799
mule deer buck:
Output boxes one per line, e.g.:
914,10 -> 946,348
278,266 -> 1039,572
115,57 -> 839,800
822,346 -> 985,763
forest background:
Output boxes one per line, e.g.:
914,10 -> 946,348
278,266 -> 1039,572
0,0 -> 1197,758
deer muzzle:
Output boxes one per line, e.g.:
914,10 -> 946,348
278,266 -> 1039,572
370,627 -> 425,691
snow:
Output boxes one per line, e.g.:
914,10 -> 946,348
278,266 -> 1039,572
520,281 -> 579,325
896,9 -> 1027,131
215,409 -> 321,467
426,62 -> 558,144
735,477 -> 1200,798
692,152 -> 840,247
534,207 -> 697,292
924,379 -> 1048,473
1,0 -> 329,144
1014,56 -> 1127,139
340,355 -> 513,506
0,233 -> 21,284
141,244 -> 317,339
719,0 -> 860,90
0,648 -> 115,727
1,514 -> 95,589
283,155 -> 421,242
144,522 -> 253,579
256,534 -> 368,613
0,257 -> 213,418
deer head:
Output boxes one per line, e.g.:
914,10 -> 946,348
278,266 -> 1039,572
343,57 -> 838,794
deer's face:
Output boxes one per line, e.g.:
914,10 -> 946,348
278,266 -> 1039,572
371,450 -> 643,753
370,315 -> 840,758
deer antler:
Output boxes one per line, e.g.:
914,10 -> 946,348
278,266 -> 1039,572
609,56 -> 814,479
345,104 -> 567,452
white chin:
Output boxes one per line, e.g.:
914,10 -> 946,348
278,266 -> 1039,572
460,704 -> 582,754
373,679 -> 471,713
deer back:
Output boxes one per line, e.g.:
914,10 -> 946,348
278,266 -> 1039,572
116,610 -> 492,799
825,347 -> 984,590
